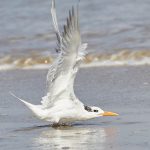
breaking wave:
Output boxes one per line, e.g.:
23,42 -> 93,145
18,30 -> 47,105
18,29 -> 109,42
1,50 -> 150,70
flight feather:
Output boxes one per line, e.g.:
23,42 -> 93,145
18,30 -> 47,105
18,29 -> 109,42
41,0 -> 88,108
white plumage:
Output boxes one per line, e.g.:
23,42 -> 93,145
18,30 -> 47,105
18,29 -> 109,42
11,0 -> 118,126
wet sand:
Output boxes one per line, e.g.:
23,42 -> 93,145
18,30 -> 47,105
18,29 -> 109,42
0,66 -> 150,150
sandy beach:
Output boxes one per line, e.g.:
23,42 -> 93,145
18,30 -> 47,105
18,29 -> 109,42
0,66 -> 150,150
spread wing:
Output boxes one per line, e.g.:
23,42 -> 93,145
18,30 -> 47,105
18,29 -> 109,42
41,0 -> 88,108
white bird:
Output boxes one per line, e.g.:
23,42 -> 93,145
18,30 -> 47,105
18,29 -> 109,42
11,0 -> 118,126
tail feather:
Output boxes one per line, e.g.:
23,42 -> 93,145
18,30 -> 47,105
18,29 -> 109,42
10,92 -> 35,109
10,92 -> 45,119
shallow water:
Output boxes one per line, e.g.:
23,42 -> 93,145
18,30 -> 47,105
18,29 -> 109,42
0,67 -> 150,150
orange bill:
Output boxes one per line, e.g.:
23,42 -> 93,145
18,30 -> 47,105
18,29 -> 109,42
101,111 -> 119,116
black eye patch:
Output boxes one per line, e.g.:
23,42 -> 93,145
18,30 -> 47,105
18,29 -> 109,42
84,105 -> 92,112
94,110 -> 98,112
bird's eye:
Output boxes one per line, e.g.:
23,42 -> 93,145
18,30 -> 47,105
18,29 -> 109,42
94,110 -> 98,112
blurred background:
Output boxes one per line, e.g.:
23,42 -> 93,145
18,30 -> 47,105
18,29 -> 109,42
1,0 -> 150,69
1,1 -> 150,150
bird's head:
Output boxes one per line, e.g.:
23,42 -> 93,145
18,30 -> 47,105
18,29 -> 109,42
84,106 -> 119,118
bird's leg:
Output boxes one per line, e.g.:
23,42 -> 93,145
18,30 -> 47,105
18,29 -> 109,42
52,123 -> 72,128
52,123 -> 60,127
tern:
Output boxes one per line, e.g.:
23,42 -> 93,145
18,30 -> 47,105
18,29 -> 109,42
11,0 -> 118,126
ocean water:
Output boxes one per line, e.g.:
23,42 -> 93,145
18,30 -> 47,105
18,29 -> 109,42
1,0 -> 150,69
0,67 -> 150,150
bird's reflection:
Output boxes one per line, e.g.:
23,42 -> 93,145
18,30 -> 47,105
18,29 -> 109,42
33,124 -> 117,150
